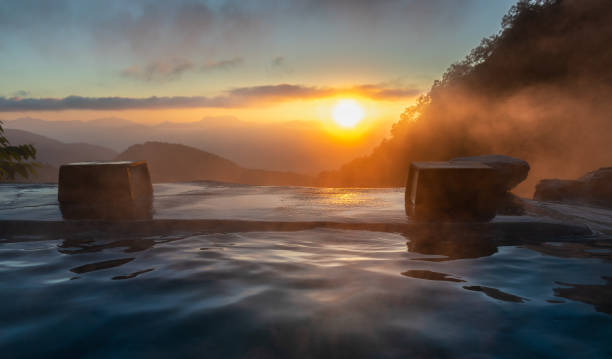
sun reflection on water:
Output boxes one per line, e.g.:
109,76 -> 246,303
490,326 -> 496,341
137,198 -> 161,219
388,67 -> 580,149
314,189 -> 370,207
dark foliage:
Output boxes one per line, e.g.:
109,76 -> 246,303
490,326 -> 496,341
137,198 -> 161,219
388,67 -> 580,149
0,122 -> 37,180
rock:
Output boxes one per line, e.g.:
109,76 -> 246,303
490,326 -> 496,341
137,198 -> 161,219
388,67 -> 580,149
58,161 -> 153,220
450,154 -> 530,191
448,154 -> 530,215
405,155 -> 531,221
534,167 -> 612,208
534,179 -> 584,202
580,167 -> 612,206
496,192 -> 527,215
405,161 -> 500,221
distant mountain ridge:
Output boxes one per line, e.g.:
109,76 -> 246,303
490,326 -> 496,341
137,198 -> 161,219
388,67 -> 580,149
3,129 -> 313,185
4,116 -> 388,174
5,129 -> 117,166
116,142 -> 314,186
3,129 -> 118,182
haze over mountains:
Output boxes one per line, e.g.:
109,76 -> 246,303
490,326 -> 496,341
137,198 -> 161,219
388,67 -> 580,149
5,129 -> 117,166
117,142 -> 313,185
3,129 -> 117,182
3,129 -> 313,186
4,116 -> 387,174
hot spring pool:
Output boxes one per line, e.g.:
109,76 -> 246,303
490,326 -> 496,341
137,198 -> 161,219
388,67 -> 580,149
1,228 -> 611,358
1,183 -> 611,358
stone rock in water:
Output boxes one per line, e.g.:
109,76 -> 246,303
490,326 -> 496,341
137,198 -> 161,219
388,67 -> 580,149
450,154 -> 530,191
405,161 -> 500,221
534,167 -> 612,208
405,155 -> 531,221
534,179 -> 584,202
58,161 -> 153,220
496,192 -> 527,216
580,167 -> 612,205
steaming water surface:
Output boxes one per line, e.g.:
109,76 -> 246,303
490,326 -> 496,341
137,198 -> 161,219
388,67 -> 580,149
1,183 -> 611,358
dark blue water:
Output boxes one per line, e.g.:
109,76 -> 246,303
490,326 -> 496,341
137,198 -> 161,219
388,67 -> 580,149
1,228 -> 611,358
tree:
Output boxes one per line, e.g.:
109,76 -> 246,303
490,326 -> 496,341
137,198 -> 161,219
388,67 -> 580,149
0,122 -> 37,180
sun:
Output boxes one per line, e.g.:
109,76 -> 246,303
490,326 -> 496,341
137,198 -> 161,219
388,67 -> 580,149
332,99 -> 364,128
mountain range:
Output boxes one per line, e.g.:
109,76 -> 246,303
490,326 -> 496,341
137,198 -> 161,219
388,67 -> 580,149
117,142 -> 313,185
5,129 -> 117,166
4,116 -> 388,174
3,129 -> 117,182
3,129 -> 313,186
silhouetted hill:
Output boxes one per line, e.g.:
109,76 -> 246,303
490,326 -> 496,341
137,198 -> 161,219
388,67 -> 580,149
116,142 -> 313,186
5,129 -> 117,166
4,129 -> 117,182
319,0 -> 612,195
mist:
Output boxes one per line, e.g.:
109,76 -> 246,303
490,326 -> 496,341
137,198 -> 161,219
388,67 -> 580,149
320,0 -> 612,196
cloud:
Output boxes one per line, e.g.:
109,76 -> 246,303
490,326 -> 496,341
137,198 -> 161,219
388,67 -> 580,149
0,0 -> 477,59
227,84 -> 333,100
93,1 -> 217,58
0,95 -> 227,111
121,57 -> 243,81
120,58 -> 195,82
294,0 -> 474,26
10,90 -> 30,98
354,84 -> 422,100
201,57 -> 243,71
228,83 -> 422,101
0,83 -> 422,111
90,1 -> 260,60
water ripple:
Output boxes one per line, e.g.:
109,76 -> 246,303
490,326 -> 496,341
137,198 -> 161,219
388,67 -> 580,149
0,229 -> 611,358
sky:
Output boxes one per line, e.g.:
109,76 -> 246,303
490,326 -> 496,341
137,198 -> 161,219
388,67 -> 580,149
0,0 -> 517,126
